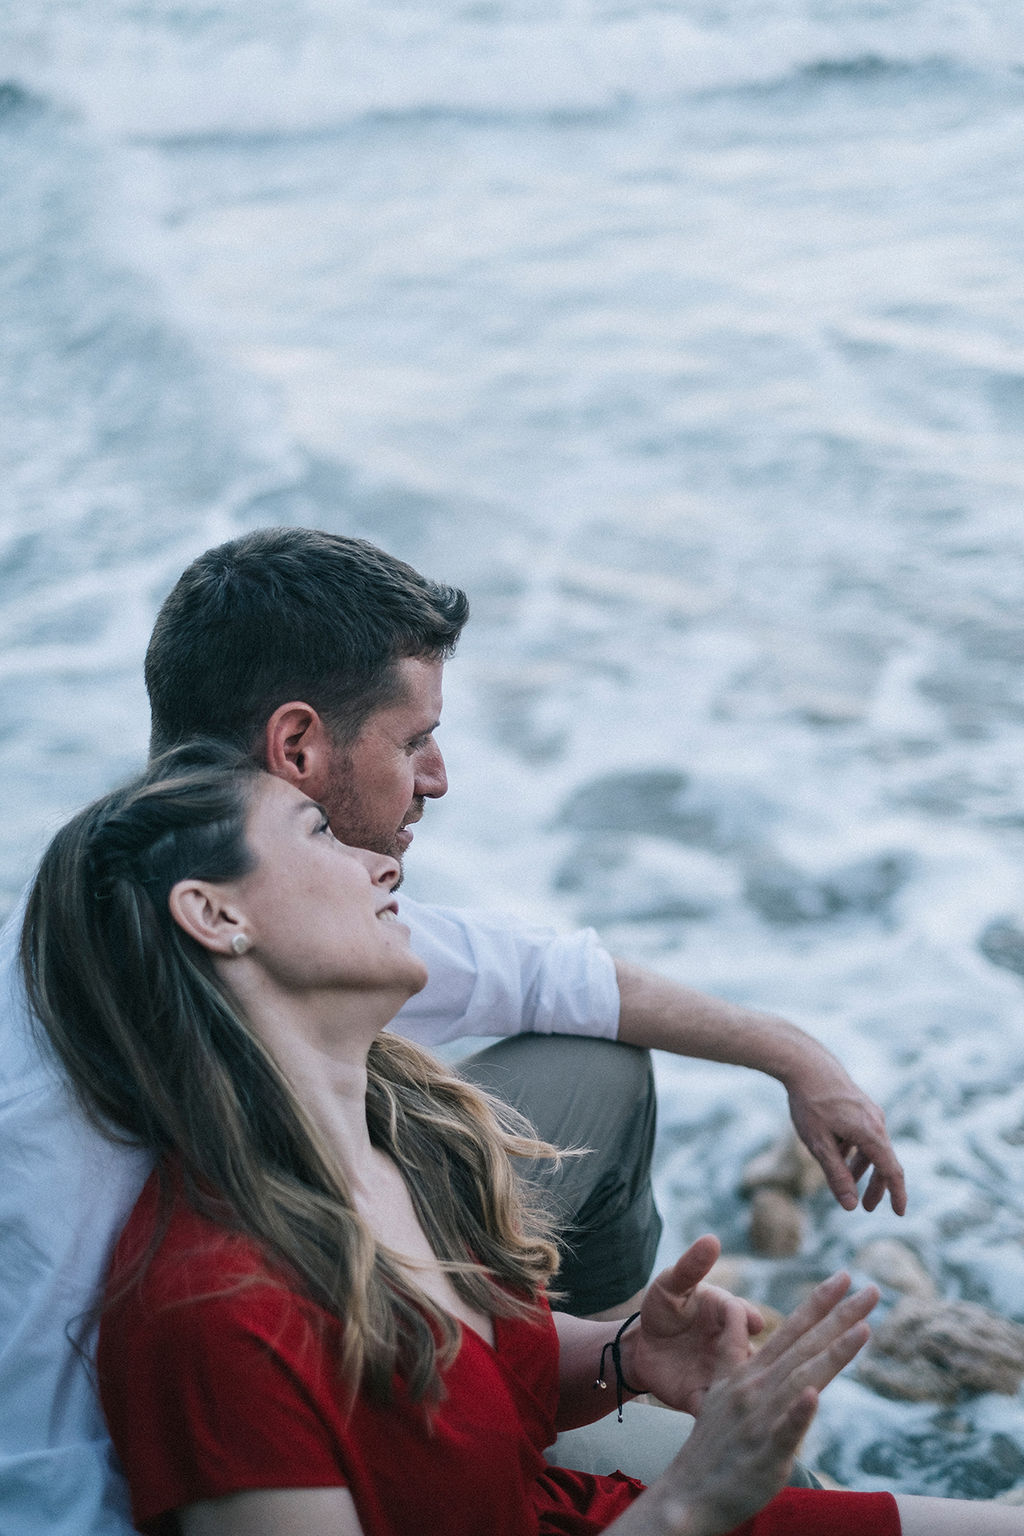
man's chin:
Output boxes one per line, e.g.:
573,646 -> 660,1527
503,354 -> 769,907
395,826 -> 414,856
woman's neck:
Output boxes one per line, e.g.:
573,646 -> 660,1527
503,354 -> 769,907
225,971 -> 405,1179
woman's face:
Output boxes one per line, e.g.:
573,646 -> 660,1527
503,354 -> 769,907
229,773 -> 428,1001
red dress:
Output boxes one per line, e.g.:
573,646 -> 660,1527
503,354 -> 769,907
97,1171 -> 899,1536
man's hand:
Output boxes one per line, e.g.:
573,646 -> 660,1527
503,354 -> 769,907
785,1061 -> 906,1215
620,1236 -> 764,1415
614,959 -> 907,1216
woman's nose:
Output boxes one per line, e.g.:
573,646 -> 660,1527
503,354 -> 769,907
355,847 -> 401,889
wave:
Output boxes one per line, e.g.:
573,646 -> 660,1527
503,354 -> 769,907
7,3 -> 1024,143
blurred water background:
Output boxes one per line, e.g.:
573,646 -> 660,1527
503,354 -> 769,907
4,0 -> 1024,1499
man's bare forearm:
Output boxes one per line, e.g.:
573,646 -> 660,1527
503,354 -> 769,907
613,960 -> 907,1214
615,960 -> 823,1080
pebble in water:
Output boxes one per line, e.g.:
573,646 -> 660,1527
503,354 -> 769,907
855,1239 -> 937,1301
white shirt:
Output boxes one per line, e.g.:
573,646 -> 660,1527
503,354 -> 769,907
0,894 -> 618,1535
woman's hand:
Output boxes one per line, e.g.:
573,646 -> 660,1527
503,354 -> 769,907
604,1268 -> 878,1536
666,1269 -> 877,1534
619,1235 -> 763,1414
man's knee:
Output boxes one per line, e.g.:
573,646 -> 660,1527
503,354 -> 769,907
458,1034 -> 661,1315
458,1033 -> 655,1159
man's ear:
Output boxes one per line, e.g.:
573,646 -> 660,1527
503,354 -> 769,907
169,879 -> 246,957
264,702 -> 335,794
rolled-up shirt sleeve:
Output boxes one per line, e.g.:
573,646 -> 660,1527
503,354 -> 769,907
391,899 -> 620,1048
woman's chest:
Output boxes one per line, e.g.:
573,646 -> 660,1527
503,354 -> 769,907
357,1153 -> 496,1347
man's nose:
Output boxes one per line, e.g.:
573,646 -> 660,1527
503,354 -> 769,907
415,741 -> 448,799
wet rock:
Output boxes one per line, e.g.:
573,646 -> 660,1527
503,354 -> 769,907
749,1188 -> 804,1257
858,1427 -> 1024,1499
552,835 -> 736,926
859,1296 -> 1024,1403
855,1239 -> 936,1300
857,1353 -> 954,1402
744,850 -> 911,925
556,769 -> 770,853
558,769 -> 694,834
0,81 -> 41,120
978,917 -> 1024,980
740,1133 -> 826,1200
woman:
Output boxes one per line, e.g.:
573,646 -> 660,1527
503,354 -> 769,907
21,744 -> 1023,1536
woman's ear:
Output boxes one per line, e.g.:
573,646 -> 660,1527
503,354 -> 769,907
264,701 -> 333,795
169,879 -> 247,957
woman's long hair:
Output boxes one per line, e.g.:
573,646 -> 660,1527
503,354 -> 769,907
20,742 -> 559,1404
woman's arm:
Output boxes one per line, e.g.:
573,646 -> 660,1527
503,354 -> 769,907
181,1485 -> 364,1536
553,1236 -> 763,1430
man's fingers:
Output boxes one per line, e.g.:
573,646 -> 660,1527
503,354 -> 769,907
847,1141 -> 907,1215
861,1167 -> 887,1212
874,1152 -> 907,1215
807,1135 -> 860,1210
791,1082 -> 908,1216
812,1130 -> 908,1216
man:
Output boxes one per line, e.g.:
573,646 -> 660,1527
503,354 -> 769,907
144,528 -> 904,1299
0,526 -> 904,1535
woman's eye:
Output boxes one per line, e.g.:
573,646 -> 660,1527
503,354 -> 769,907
317,816 -> 333,837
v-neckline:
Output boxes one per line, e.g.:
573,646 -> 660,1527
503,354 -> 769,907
457,1313 -> 498,1354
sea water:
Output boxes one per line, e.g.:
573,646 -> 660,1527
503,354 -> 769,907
3,0 -> 1024,1497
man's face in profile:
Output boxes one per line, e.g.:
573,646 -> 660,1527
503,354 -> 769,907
320,656 -> 448,871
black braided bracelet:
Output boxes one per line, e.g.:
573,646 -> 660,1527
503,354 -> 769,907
592,1310 -> 642,1422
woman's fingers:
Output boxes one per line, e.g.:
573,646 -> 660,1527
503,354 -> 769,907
713,1292 -> 758,1372
749,1271 -> 851,1368
640,1235 -> 723,1337
770,1384 -> 820,1456
788,1315 -> 872,1396
745,1301 -> 766,1338
752,1285 -> 876,1409
655,1276 -> 875,1535
750,1271 -> 877,1374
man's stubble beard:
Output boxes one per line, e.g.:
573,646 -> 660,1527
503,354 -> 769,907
323,754 -> 419,886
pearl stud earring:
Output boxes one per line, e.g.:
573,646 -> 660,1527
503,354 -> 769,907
230,932 -> 252,956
